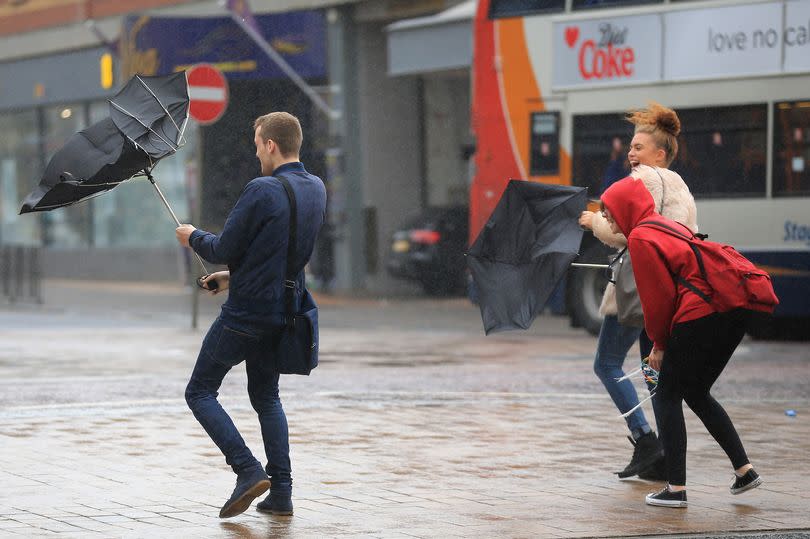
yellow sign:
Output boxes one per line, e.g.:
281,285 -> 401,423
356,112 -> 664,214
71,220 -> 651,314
100,53 -> 114,89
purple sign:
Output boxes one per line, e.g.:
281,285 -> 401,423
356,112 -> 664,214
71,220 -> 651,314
121,10 -> 327,80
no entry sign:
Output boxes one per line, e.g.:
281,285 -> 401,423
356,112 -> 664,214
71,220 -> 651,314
187,64 -> 228,125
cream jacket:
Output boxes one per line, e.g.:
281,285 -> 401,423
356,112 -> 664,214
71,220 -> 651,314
592,165 -> 698,316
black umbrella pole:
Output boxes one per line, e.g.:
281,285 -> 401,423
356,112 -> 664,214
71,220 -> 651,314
147,173 -> 209,275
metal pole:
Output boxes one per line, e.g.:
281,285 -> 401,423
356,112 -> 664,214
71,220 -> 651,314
1,246 -> 9,301
12,245 -> 23,304
146,172 -> 209,275
570,263 -> 610,269
30,246 -> 42,304
223,4 -> 340,121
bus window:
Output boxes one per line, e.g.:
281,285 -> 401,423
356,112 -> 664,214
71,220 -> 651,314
530,112 -> 560,176
489,0 -> 564,18
571,113 -> 631,197
572,0 -> 662,11
774,101 -> 810,197
671,105 -> 767,199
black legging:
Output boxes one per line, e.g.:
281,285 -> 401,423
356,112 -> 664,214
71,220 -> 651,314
656,309 -> 752,486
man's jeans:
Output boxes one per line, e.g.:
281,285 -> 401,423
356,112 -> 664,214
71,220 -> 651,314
593,315 -> 654,436
185,315 -> 292,496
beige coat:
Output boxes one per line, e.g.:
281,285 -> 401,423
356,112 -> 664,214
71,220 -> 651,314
592,165 -> 698,316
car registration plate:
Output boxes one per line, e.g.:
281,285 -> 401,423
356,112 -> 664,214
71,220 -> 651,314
392,240 -> 410,253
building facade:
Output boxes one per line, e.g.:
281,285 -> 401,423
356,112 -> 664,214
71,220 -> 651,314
0,0 -> 470,293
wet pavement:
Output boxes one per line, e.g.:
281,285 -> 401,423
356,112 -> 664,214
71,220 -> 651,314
1,280 -> 808,538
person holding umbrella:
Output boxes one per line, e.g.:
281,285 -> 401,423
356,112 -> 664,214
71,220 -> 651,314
578,102 -> 697,481
599,176 -> 763,507
175,112 -> 327,518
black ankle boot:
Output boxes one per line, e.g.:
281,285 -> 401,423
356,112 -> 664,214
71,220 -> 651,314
256,493 -> 293,515
616,431 -> 664,479
219,467 -> 270,518
638,456 -> 667,481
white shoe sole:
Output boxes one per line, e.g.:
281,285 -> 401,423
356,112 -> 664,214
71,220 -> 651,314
730,475 -> 763,495
645,494 -> 687,507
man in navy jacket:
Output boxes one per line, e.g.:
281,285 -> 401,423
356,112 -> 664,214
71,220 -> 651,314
176,112 -> 326,518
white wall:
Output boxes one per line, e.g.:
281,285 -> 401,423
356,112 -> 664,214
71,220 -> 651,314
424,72 -> 470,207
356,20 -> 423,294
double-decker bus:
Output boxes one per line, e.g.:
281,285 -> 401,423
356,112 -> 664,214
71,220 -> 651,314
471,0 -> 810,337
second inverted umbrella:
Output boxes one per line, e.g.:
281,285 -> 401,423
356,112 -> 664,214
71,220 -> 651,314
468,180 -> 588,334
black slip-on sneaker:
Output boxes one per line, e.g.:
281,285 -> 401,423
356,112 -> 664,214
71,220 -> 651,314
645,486 -> 687,508
730,469 -> 763,495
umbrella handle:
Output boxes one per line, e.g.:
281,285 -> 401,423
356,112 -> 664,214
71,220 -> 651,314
146,172 -> 210,276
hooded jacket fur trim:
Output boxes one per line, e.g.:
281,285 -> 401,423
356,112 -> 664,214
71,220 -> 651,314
593,165 -> 698,316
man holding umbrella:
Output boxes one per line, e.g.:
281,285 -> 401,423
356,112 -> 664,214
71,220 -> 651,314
175,112 -> 326,518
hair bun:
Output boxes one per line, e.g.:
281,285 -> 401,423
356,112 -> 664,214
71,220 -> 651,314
626,101 -> 681,137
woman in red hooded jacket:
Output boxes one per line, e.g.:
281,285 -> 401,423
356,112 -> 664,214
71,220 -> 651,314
600,176 -> 763,508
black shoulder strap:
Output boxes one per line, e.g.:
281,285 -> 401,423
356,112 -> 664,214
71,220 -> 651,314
636,219 -> 712,304
608,246 -> 627,269
277,176 -> 298,320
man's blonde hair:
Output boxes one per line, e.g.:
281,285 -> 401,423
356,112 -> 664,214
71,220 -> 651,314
253,112 -> 303,158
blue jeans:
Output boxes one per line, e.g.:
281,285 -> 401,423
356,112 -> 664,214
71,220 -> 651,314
593,315 -> 655,436
185,315 -> 292,496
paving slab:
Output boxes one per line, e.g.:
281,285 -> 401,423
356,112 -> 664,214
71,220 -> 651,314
0,280 -> 808,538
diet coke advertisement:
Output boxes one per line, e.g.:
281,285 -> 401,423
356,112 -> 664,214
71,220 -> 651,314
552,14 -> 661,89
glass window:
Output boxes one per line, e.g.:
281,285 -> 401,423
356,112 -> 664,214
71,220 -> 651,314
572,113 -> 632,197
572,0 -> 662,11
40,103 -> 90,248
671,105 -> 767,198
3,100 -> 198,251
773,100 -> 810,197
0,110 -> 41,246
529,112 -> 561,176
489,0 -> 564,18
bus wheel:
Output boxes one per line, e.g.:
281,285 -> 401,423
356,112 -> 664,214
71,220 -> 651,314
567,246 -> 609,336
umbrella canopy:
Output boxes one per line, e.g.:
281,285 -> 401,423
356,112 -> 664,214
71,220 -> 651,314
109,72 -> 189,160
19,118 -> 152,214
468,180 -> 588,334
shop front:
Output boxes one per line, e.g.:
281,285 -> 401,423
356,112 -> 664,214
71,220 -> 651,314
0,8 -> 330,282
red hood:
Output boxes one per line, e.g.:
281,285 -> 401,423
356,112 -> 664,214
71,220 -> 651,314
601,177 -> 655,237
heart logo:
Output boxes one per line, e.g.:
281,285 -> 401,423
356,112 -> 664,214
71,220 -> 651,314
565,26 -> 579,48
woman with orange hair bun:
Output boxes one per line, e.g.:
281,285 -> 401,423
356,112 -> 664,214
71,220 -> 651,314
579,102 -> 697,483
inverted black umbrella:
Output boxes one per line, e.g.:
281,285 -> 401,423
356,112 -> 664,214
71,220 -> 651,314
20,72 -> 209,275
20,118 -> 151,213
106,72 -> 197,254
109,72 -> 189,160
468,179 -> 588,334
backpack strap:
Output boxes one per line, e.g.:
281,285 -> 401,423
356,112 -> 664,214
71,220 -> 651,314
637,219 -> 694,240
636,220 -> 713,305
277,176 -> 298,325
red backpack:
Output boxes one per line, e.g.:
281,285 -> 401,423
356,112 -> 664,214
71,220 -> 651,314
637,219 -> 779,314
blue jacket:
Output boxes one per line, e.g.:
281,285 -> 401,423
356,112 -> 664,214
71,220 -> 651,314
189,162 -> 327,321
